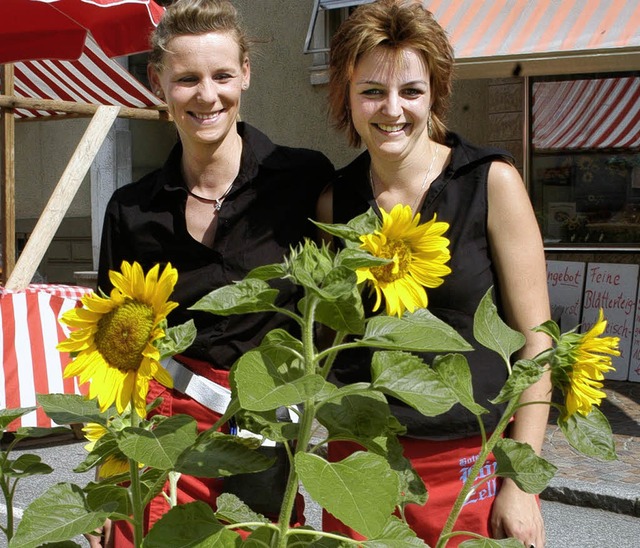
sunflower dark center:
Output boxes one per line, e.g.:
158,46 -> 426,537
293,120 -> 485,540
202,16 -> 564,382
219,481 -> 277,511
371,240 -> 411,283
95,301 -> 155,372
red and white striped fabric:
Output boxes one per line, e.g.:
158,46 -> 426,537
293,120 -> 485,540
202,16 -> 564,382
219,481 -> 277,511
424,0 -> 640,60
532,76 -> 640,150
12,37 -> 163,119
0,284 -> 93,430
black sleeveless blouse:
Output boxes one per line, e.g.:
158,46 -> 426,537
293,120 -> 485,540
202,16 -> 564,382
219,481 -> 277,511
332,133 -> 514,438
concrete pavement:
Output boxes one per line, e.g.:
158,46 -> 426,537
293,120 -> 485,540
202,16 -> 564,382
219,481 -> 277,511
541,380 -> 640,516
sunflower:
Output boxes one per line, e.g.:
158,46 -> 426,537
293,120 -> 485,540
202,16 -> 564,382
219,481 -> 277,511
357,204 -> 451,317
58,261 -> 178,417
83,422 -> 135,478
551,309 -> 620,417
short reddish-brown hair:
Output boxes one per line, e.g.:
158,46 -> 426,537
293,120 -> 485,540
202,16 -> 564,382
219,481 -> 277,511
328,0 -> 454,147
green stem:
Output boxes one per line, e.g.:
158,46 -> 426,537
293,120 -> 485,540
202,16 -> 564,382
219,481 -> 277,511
436,396 -> 520,548
128,407 -> 145,548
0,478 -> 14,542
276,294 -> 319,548
317,330 -> 347,379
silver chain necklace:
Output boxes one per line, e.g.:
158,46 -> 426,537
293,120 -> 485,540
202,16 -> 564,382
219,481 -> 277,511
369,144 -> 439,213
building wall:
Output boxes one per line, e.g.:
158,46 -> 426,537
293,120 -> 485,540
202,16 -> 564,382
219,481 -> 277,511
10,115 -> 176,284
234,0 -> 358,169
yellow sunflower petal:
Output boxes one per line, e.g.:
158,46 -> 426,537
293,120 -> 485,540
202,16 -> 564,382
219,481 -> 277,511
58,260 -> 179,419
358,206 -> 450,316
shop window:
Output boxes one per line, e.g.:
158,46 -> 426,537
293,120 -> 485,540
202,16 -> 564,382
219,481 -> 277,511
530,74 -> 640,247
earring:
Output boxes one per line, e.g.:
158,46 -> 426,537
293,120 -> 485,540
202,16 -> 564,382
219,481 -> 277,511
241,83 -> 248,90
427,111 -> 432,136
155,90 -> 163,98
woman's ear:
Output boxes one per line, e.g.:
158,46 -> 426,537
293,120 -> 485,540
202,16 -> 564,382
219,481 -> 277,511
147,65 -> 164,99
241,57 -> 251,90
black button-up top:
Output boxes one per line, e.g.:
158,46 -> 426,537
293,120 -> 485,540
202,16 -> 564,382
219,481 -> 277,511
98,122 -> 334,369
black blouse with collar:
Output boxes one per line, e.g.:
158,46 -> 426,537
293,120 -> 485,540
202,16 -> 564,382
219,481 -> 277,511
98,122 -> 334,369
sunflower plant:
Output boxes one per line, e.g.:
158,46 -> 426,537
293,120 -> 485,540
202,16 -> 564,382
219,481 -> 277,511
5,208 -> 619,548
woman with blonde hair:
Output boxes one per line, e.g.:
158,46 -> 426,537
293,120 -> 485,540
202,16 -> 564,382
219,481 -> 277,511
97,0 -> 334,544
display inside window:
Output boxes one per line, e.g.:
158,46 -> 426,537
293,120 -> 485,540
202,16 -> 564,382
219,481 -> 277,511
530,75 -> 640,246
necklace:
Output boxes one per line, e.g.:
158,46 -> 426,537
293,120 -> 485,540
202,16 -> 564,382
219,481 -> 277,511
186,182 -> 234,212
369,144 -> 439,213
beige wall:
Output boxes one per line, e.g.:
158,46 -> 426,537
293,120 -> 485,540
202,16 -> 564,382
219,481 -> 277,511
234,0 -> 358,169
15,119 -> 92,219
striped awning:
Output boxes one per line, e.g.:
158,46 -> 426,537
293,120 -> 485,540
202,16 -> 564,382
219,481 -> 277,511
306,0 -> 640,76
10,38 -> 163,119
426,0 -> 639,61
532,76 -> 640,150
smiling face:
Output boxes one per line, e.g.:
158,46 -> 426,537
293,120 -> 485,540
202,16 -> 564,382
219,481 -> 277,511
349,46 -> 432,162
149,32 -> 249,150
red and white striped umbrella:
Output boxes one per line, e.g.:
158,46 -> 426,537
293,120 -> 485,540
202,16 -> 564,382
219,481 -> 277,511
1,0 -> 165,64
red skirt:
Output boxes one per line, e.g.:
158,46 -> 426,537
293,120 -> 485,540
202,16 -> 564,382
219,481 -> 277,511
323,435 -> 500,547
112,358 -> 303,547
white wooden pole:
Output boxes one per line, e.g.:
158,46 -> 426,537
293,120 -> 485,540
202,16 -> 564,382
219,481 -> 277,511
5,105 -> 120,290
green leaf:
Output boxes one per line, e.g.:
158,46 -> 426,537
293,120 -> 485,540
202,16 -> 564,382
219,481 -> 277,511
312,266 -> 358,302
316,386 -> 403,441
37,542 -> 84,547
0,407 -> 36,430
118,414 -> 198,470
214,492 -> 269,526
362,309 -> 473,353
74,435 -> 120,473
4,454 -> 53,478
143,501 -> 241,548
362,516 -> 428,547
312,222 -> 362,245
140,467 -> 172,507
175,433 -> 275,478
36,394 -> 105,426
459,538 -> 524,547
559,407 -> 617,460
234,408 -> 299,443
246,262 -> 287,281
312,279 -> 366,334
336,248 -> 390,270
491,359 -> 543,404
473,289 -> 525,365
189,278 -> 279,315
159,319 -> 197,359
258,329 -> 304,357
10,483 -> 115,548
431,354 -> 488,416
85,484 -> 131,516
242,527 -> 281,547
296,452 -> 398,539
493,438 -> 557,494
383,437 -> 428,508
371,351 -> 458,417
15,426 -> 73,439
532,319 -> 561,341
233,350 -> 326,411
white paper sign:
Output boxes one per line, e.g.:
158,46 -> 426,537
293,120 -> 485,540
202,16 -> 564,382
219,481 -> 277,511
546,260 -> 585,332
581,263 -> 639,381
627,277 -> 640,383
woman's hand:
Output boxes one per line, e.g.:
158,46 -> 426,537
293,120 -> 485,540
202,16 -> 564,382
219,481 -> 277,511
491,479 -> 545,548
84,518 -> 113,548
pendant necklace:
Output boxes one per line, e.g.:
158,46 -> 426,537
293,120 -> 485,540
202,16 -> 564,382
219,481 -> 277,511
186,182 -> 234,212
369,144 -> 439,213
